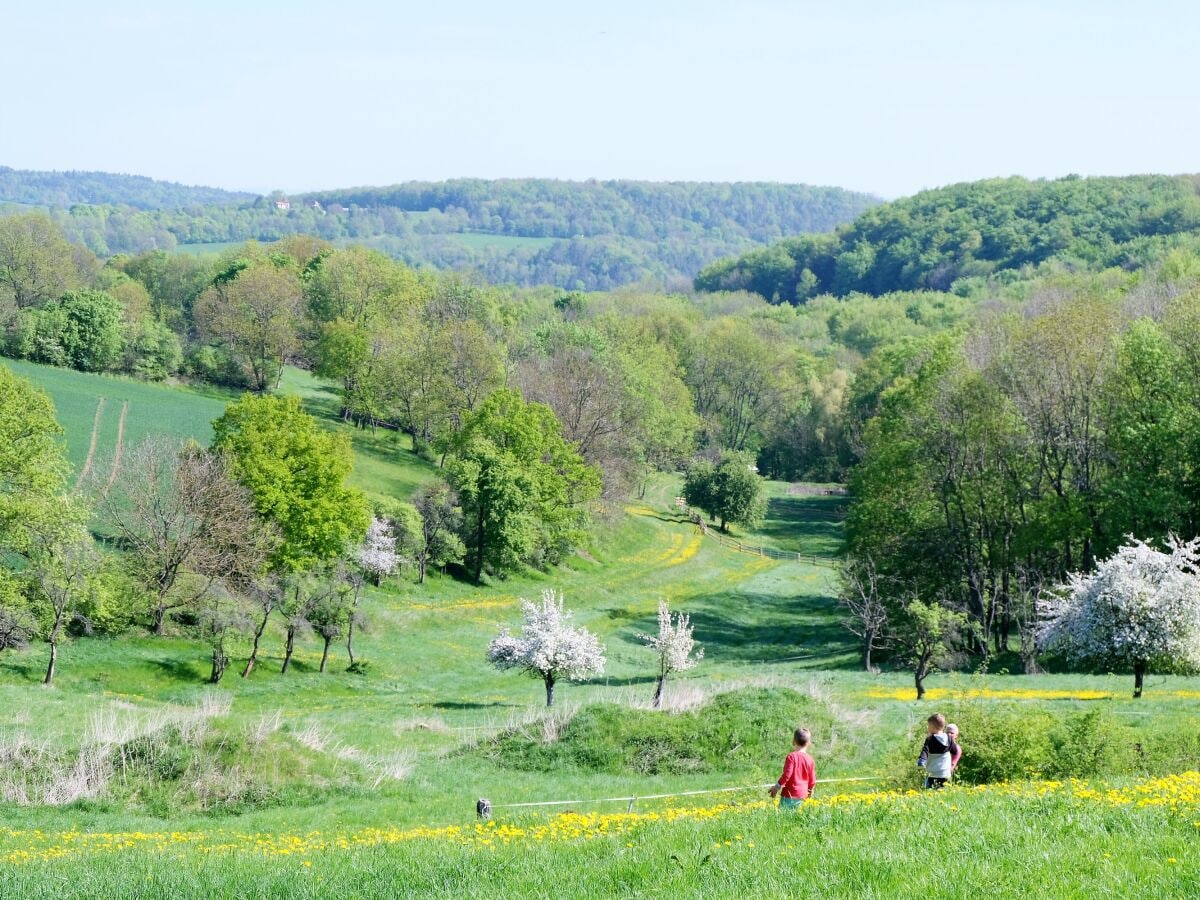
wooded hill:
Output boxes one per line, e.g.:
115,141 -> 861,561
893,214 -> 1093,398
0,168 -> 878,290
696,174 -> 1200,301
0,166 -> 254,209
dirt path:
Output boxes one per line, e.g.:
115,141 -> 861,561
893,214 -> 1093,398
105,401 -> 130,489
75,397 -> 107,487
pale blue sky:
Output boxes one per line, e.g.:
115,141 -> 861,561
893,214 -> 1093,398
2,1 -> 1194,197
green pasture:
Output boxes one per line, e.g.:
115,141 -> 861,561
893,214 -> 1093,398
3,360 -> 229,475
448,232 -> 558,253
0,785 -> 1195,899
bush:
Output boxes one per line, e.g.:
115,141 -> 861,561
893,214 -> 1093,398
1132,721 -> 1200,775
479,688 -> 834,777
185,345 -> 249,388
883,702 -> 1199,786
125,317 -> 183,380
80,563 -> 146,635
1044,710 -> 1132,780
942,703 -> 1052,783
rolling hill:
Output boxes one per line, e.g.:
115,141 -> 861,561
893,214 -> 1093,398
0,168 -> 879,290
697,174 -> 1200,302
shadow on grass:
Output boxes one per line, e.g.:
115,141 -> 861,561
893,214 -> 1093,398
759,495 -> 847,556
0,658 -> 44,684
615,588 -> 861,671
150,655 -> 210,684
432,700 -> 522,710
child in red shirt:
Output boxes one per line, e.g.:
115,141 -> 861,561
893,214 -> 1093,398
769,728 -> 816,809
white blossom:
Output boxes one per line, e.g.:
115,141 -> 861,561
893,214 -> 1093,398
357,517 -> 399,582
1039,536 -> 1200,694
637,601 -> 703,707
639,601 -> 703,676
487,589 -> 606,705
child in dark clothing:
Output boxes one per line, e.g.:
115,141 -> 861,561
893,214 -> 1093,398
917,713 -> 959,789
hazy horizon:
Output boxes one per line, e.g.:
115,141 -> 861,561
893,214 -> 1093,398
4,1 -> 1197,199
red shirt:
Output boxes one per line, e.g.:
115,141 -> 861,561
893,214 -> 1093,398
778,749 -> 816,799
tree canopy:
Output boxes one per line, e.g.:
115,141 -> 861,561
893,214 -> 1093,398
697,175 -> 1200,302
211,394 -> 369,572
445,389 -> 601,583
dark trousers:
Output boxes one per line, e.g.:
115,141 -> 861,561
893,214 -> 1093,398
924,777 -> 948,789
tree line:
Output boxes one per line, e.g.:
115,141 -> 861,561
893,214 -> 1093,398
697,174 -> 1200,303
841,267 -> 1200,695
0,172 -> 877,290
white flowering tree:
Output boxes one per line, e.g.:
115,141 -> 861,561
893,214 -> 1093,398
1039,536 -> 1200,698
357,516 -> 398,585
638,600 -> 703,708
487,589 -> 606,706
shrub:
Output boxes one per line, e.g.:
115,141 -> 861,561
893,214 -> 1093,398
480,687 -> 833,776
1044,710 -> 1134,780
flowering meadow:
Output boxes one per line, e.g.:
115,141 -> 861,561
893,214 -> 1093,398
0,773 -> 1197,897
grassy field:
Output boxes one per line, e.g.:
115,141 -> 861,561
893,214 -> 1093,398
1,776 -> 1196,898
3,360 -> 230,477
448,232 -> 558,253
3,360 -> 1198,896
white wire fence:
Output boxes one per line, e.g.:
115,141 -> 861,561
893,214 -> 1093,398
476,775 -> 884,819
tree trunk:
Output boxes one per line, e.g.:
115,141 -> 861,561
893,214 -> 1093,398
473,510 -> 486,584
1133,660 -> 1147,699
210,646 -> 228,683
152,602 -> 167,636
862,635 -> 874,672
346,618 -> 357,668
914,659 -> 928,700
999,565 -> 1012,652
281,625 -> 296,674
44,640 -> 57,686
242,608 -> 272,678
418,555 -> 427,584
652,674 -> 666,709
545,676 -> 555,707
320,635 -> 332,673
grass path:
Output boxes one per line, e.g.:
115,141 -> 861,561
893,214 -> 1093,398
74,396 -> 106,486
105,400 -> 129,489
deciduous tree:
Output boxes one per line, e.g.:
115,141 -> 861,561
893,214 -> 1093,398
1039,537 -> 1200,698
637,600 -> 703,707
212,395 -> 369,572
195,262 -> 303,392
683,452 -> 766,533
487,589 -> 606,706
97,439 -> 274,634
446,390 -> 600,583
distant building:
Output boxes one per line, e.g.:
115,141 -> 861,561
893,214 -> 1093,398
309,199 -> 323,210
326,202 -> 348,214
274,197 -> 291,210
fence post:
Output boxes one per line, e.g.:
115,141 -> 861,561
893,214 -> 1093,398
627,797 -> 637,813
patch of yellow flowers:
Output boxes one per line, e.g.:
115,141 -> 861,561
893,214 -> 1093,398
2,772 -> 1197,865
864,686 -> 1200,701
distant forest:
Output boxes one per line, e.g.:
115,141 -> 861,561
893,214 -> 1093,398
0,166 -> 254,209
0,169 -> 878,290
696,175 -> 1200,301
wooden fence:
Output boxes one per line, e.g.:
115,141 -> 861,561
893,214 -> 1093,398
686,510 -> 839,568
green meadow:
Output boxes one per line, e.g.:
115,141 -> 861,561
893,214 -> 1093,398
2,360 -> 1198,897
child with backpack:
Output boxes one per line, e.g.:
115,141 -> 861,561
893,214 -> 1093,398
916,713 -> 959,789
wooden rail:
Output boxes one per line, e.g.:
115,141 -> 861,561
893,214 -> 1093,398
683,509 -> 839,568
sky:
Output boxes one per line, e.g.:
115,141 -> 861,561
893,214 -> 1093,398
1,0 -> 1195,198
